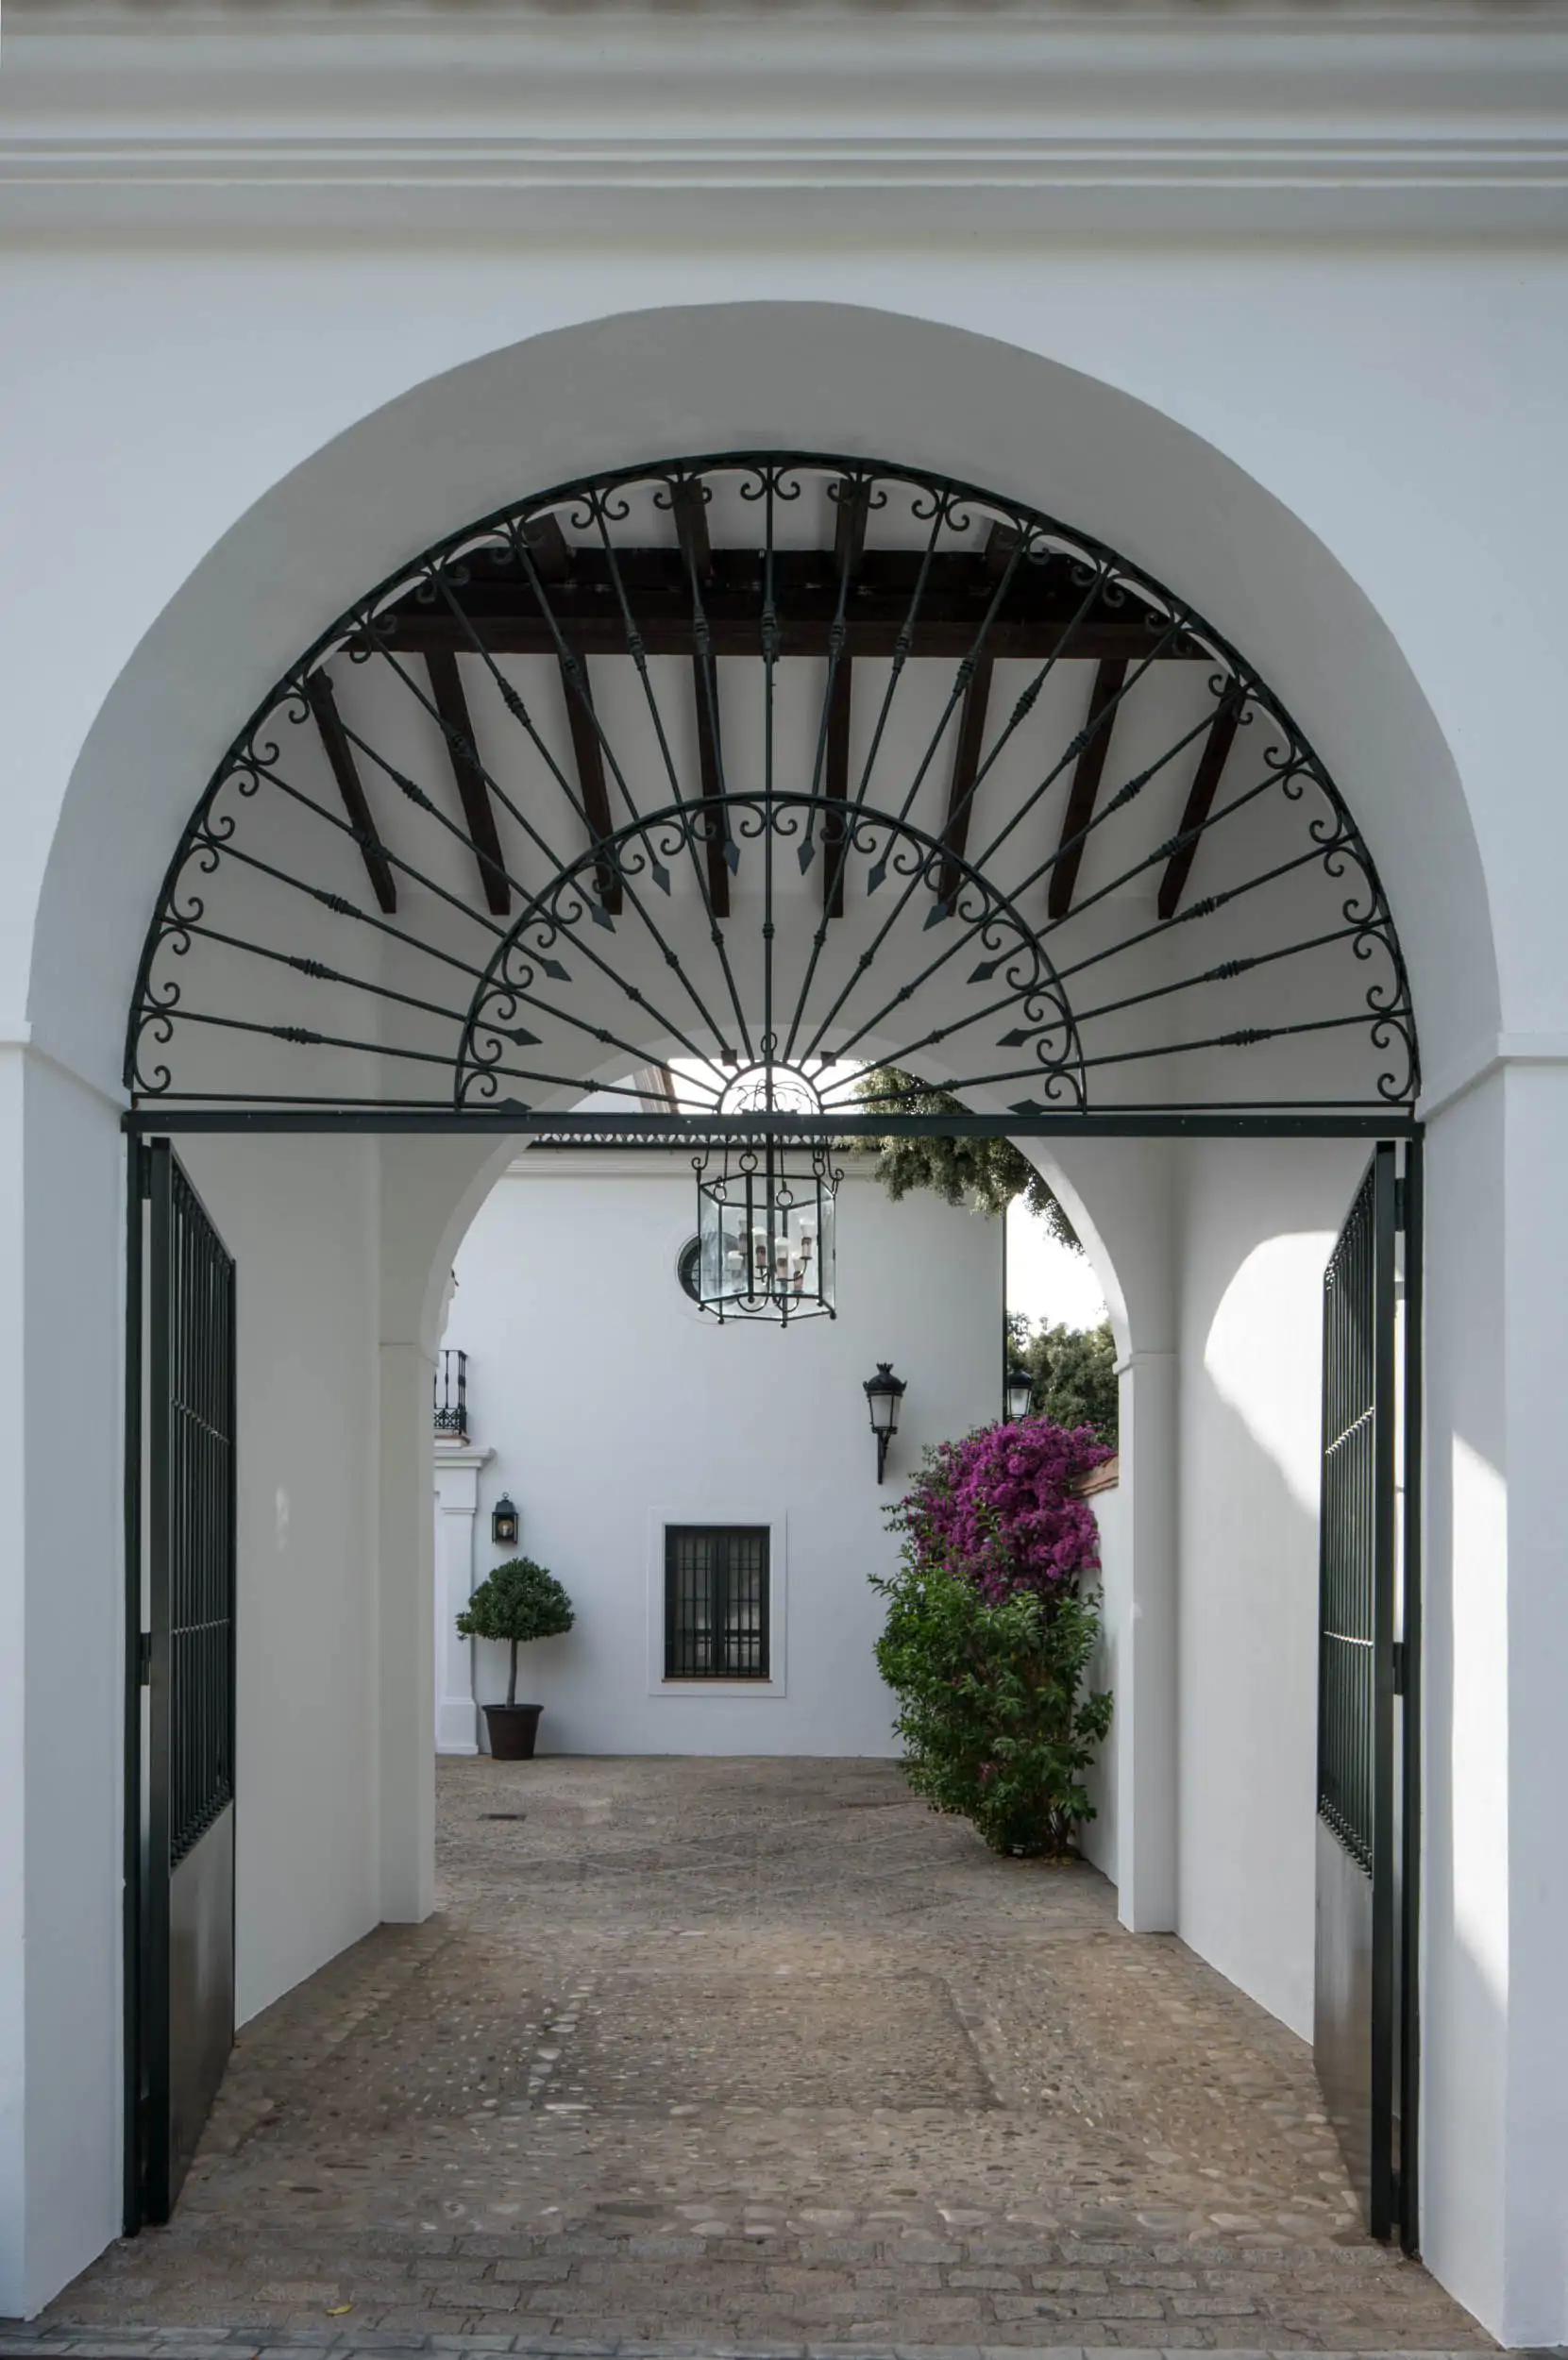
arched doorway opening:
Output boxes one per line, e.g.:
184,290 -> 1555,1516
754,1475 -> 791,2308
15,301 -> 1508,2338
118,446 -> 1422,2265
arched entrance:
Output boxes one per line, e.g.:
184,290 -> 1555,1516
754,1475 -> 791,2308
11,298 -> 1514,2337
118,445 -> 1423,2259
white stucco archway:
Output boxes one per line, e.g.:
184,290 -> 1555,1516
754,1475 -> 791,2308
6,304 -> 1537,2336
28,303 -> 1496,1096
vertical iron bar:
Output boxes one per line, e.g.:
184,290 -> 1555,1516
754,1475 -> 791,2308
143,1139 -> 174,2224
1399,1135 -> 1425,2253
1370,1139 -> 1399,2240
122,1138 -> 146,2234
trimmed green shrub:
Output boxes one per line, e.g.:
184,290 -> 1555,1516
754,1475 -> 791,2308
873,1552 -> 1111,1858
457,1557 -> 574,1705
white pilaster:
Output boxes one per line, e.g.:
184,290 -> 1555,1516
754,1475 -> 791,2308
377,1340 -> 435,1923
433,1442 -> 494,1757
1114,1346 -> 1179,1934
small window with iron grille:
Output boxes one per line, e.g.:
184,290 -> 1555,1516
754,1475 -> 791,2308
664,1526 -> 770,1680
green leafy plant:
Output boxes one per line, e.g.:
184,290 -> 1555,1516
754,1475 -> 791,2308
457,1558 -> 574,1706
873,1414 -> 1113,1858
873,1554 -> 1112,1858
1007,1313 -> 1119,1445
853,1066 -> 1078,1246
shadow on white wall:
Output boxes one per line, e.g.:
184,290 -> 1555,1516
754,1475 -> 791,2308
1203,1232 -> 1335,1514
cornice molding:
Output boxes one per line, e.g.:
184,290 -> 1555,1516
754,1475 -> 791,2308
6,9 -> 1568,237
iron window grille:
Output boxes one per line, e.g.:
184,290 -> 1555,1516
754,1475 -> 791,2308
434,1347 -> 468,1441
665,1525 -> 770,1680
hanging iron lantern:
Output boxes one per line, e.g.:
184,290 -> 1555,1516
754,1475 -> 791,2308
491,1493 -> 519,1546
692,1060 -> 840,1325
1004,1364 -> 1035,1423
864,1362 -> 907,1483
694,1137 -> 838,1323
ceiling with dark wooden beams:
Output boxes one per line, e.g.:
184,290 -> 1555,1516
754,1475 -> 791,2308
126,452 -> 1418,1124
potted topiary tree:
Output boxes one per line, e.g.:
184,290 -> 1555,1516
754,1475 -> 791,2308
457,1557 -> 575,1760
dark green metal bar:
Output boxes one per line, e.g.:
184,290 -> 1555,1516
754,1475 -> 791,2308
1370,1138 -> 1399,2242
1399,1136 -> 1425,2255
123,1108 -> 1422,1141
122,1138 -> 147,2235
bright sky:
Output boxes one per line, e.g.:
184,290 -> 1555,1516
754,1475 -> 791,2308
1006,1195 -> 1109,1335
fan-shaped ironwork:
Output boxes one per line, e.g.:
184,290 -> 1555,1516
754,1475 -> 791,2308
126,451 -> 1418,1130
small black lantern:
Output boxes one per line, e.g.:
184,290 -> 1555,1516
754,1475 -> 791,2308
1004,1364 -> 1035,1423
864,1362 -> 907,1485
491,1493 -> 518,1547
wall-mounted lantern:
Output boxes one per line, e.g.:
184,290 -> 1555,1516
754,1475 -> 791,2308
1004,1364 -> 1035,1423
491,1493 -> 518,1547
863,1362 -> 907,1485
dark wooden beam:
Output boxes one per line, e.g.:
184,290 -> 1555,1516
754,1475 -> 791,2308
523,513 -> 573,582
690,655 -> 729,917
424,651 -> 511,917
819,480 -> 873,919
1157,701 -> 1240,921
834,479 -> 871,575
304,673 -> 397,914
672,479 -> 728,914
821,658 -> 853,919
984,520 -> 1019,576
1048,658 -> 1127,920
370,546 -> 1201,665
557,653 -> 623,917
670,478 -> 714,584
936,656 -> 994,906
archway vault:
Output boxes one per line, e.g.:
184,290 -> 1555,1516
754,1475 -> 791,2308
126,450 -> 1418,1140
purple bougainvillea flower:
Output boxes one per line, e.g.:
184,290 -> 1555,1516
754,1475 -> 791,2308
895,1417 -> 1110,1603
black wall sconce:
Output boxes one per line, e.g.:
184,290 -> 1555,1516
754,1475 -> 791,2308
1004,1364 -> 1035,1423
863,1362 -> 907,1484
491,1493 -> 518,1546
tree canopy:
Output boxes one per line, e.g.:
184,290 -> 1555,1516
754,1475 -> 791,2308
1007,1314 -> 1119,1446
852,1067 -> 1078,1247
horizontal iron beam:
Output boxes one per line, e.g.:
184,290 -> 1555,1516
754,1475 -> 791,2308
124,1107 -> 1420,1140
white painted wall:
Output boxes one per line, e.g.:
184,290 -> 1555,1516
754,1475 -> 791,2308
4,11 -> 1568,2333
445,1158 -> 1002,1756
175,1138 -> 382,2030
1173,1138 -> 1365,2040
0,1059 -> 125,2318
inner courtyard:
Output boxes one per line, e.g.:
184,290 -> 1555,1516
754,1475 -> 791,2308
41,1758 -> 1483,2352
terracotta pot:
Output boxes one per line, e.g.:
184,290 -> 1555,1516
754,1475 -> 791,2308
482,1703 -> 543,1761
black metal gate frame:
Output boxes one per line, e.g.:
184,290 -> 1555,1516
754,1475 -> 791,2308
121,1108 -> 1418,1139
119,1098 -> 1425,2253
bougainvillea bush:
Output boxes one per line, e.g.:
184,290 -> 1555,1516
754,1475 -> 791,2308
898,1418 -> 1111,1604
873,1418 -> 1114,1858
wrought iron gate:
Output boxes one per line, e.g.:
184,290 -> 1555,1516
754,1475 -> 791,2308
1315,1140 -> 1421,2247
126,1138 -> 238,2226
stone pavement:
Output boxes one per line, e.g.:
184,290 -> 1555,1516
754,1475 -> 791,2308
25,1758 -> 1491,2352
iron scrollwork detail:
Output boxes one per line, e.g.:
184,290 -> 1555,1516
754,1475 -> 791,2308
124,449 -> 1419,1124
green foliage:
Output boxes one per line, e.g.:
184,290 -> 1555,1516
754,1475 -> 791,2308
872,1556 -> 1113,1859
853,1067 -> 1078,1247
458,1557 -> 574,1707
1007,1314 -> 1120,1445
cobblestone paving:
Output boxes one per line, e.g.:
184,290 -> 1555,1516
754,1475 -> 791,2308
34,1758 -> 1489,2352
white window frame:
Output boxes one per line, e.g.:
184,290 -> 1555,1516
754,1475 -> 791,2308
646,1505 -> 788,1698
